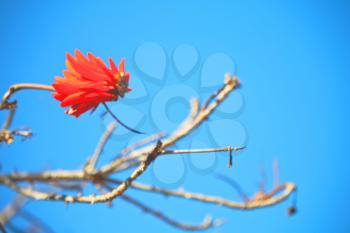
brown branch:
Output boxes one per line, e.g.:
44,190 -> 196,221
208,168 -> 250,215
0,75 -> 298,231
0,83 -> 53,144
0,83 -> 54,110
0,141 -> 163,204
2,108 -> 15,131
106,178 -> 296,210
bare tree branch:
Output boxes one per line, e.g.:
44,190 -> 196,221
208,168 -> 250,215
119,131 -> 166,157
0,83 -> 54,110
0,144 -> 243,184
99,76 -> 240,175
0,75 -> 298,231
106,178 -> 296,210
0,141 -> 163,203
84,122 -> 117,174
0,83 -> 53,144
162,146 -> 245,155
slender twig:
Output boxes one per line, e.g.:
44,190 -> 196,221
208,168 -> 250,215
202,83 -> 227,110
0,145 -> 244,184
120,194 -> 217,231
0,83 -> 53,144
106,178 -> 296,210
162,146 -> 245,155
99,76 -> 240,174
2,108 -> 16,130
189,99 -> 200,120
84,122 -> 117,174
0,83 -> 54,110
120,131 -> 166,157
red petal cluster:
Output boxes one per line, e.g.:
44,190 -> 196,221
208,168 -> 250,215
52,49 -> 131,117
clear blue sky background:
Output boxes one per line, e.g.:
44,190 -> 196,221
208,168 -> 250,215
1,0 -> 350,232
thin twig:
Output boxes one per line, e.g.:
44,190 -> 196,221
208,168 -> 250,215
106,178 -> 296,210
120,194 -> 216,231
120,131 -> 166,157
99,75 -> 240,174
161,146 -> 245,155
0,145 -> 244,184
84,122 -> 117,174
0,83 -> 54,110
0,83 -> 53,144
2,108 -> 16,130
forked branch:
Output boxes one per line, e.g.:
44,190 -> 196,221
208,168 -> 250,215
0,75 -> 297,231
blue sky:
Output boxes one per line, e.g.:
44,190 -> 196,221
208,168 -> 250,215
1,0 -> 350,232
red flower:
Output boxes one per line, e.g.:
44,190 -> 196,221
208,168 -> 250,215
52,49 -> 131,117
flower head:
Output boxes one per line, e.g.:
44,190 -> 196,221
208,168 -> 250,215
52,49 -> 131,117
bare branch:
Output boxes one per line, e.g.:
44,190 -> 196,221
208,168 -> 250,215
2,108 -> 15,131
0,83 -> 54,110
121,194 -> 217,231
0,83 -> 53,144
119,131 -> 166,157
161,146 -> 245,155
84,122 -> 117,174
0,141 -> 163,204
99,75 -> 240,174
0,145 -> 244,184
0,75 -> 298,231
106,178 -> 296,210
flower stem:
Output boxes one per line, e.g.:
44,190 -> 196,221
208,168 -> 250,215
102,102 -> 144,134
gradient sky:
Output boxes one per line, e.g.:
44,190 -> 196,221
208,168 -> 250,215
1,1 -> 350,233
